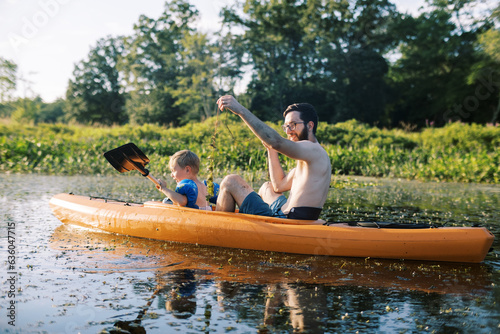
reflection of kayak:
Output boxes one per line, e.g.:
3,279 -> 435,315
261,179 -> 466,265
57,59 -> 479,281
49,193 -> 494,263
50,224 -> 493,296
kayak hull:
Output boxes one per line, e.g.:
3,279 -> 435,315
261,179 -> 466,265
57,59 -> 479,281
49,193 -> 495,263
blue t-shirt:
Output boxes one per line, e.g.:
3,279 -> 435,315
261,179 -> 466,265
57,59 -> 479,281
175,179 -> 199,209
163,180 -> 220,209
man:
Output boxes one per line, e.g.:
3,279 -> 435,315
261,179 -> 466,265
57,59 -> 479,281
215,95 -> 331,220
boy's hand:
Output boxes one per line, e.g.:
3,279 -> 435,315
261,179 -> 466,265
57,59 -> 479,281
156,179 -> 167,191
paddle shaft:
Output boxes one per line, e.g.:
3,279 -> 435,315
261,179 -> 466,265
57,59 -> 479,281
145,174 -> 160,187
136,286 -> 162,322
113,287 -> 161,332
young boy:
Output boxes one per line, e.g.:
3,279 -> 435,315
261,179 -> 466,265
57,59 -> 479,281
156,150 -> 219,210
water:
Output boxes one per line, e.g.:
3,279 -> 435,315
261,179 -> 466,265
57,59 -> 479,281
0,174 -> 499,333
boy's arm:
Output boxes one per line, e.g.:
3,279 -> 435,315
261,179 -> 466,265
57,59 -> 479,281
156,179 -> 188,206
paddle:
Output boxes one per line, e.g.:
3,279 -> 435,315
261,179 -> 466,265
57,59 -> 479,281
107,262 -> 184,333
104,143 -> 160,187
111,286 -> 161,334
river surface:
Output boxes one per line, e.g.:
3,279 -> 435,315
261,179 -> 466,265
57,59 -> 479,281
0,174 -> 499,333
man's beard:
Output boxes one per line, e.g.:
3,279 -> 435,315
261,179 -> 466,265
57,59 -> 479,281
297,126 -> 308,141
288,125 -> 308,141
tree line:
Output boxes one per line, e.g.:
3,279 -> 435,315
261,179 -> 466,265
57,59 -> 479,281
1,0 -> 499,128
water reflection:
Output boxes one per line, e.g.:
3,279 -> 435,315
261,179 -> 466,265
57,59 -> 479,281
50,224 -> 494,296
49,224 -> 496,333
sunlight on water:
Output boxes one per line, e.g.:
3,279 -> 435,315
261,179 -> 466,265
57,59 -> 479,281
0,174 -> 499,333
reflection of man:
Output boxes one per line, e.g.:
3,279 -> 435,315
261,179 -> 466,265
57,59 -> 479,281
216,95 -> 331,220
164,269 -> 197,319
216,281 -> 242,312
262,283 -> 327,333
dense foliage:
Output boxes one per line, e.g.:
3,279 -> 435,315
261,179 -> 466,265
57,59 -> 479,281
0,0 -> 499,128
1,119 -> 498,184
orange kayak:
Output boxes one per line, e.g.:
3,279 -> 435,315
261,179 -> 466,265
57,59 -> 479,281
49,193 -> 495,263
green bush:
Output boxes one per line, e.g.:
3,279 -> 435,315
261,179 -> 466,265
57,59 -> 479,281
1,119 -> 498,183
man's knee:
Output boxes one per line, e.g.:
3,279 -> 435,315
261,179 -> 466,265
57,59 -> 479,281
259,181 -> 282,204
219,174 -> 254,206
258,182 -> 272,198
220,174 -> 244,190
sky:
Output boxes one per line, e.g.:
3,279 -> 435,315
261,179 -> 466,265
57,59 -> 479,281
0,0 -> 425,103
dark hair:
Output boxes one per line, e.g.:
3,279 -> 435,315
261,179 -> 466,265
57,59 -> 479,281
283,103 -> 318,135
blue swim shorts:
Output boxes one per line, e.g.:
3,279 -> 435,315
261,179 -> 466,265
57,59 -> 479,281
239,192 -> 287,218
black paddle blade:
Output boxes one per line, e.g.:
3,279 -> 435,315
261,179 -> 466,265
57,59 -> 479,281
104,143 -> 150,176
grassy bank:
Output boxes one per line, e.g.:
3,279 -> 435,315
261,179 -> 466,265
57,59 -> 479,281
1,118 -> 498,183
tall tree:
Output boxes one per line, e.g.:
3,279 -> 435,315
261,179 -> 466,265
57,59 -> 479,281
387,0 -> 492,126
66,36 -> 127,125
171,32 -> 217,123
222,0 -> 399,124
469,3 -> 500,124
324,0 -> 398,125
0,57 -> 17,117
39,99 -> 66,123
121,0 -> 198,126
10,97 -> 42,124
223,0 -> 321,120
212,25 -> 246,98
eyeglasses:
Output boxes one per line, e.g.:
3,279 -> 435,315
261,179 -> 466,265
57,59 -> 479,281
282,121 -> 304,132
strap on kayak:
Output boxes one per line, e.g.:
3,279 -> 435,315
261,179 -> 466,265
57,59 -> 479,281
88,195 -> 140,206
324,221 -> 436,229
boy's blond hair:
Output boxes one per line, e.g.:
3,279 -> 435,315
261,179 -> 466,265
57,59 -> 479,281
169,150 -> 200,174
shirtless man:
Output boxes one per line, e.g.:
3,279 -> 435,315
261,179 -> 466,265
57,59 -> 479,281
215,95 -> 331,220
